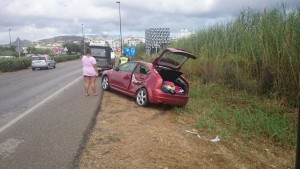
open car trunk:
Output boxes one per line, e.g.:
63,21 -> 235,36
156,68 -> 188,95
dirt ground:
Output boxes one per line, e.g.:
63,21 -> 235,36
79,91 -> 296,169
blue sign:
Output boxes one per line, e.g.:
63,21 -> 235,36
124,47 -> 136,57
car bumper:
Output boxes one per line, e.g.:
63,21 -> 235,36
31,63 -> 48,68
149,89 -> 189,106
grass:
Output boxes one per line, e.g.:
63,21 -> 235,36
175,81 -> 297,147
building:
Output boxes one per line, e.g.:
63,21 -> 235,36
176,28 -> 195,40
123,37 -> 145,47
145,28 -> 170,55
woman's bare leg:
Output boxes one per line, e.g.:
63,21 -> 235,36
84,76 -> 90,96
91,76 -> 97,95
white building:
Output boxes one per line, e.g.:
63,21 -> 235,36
177,28 -> 195,39
123,37 -> 145,47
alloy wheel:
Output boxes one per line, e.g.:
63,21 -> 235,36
102,76 -> 109,91
136,88 -> 148,106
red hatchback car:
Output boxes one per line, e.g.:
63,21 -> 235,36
101,48 -> 197,106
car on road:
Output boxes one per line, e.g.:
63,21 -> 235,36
101,48 -> 197,106
31,55 -> 56,70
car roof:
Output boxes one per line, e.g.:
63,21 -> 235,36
131,60 -> 152,66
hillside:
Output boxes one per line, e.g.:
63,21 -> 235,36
2,35 -> 83,47
37,35 -> 82,44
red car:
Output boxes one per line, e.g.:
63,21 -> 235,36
101,48 -> 197,106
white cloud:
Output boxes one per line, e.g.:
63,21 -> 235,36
0,0 -> 298,44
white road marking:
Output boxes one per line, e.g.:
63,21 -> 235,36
0,76 -> 82,133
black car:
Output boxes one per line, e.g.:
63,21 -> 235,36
89,45 -> 114,74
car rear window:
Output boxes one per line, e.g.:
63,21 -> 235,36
32,57 -> 45,60
91,48 -> 106,58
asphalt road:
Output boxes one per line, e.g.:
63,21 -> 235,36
0,60 -> 102,169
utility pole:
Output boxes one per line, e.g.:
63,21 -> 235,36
82,24 -> 85,55
18,38 -> 20,58
116,1 -> 122,55
9,28 -> 11,47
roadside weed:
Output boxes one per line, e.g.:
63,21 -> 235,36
175,81 -> 297,146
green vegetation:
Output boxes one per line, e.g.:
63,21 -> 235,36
0,46 -> 16,56
0,57 -> 31,72
63,43 -> 83,55
0,41 -> 81,73
169,5 -> 299,147
172,5 -> 300,106
54,54 -> 81,63
0,54 -> 80,72
176,82 -> 297,146
27,47 -> 52,55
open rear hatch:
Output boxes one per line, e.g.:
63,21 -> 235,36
152,48 -> 197,95
152,48 -> 197,71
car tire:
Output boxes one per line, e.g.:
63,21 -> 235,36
136,88 -> 148,107
102,75 -> 110,91
32,68 -> 35,71
53,64 -> 56,68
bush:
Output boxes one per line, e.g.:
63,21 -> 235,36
54,54 -> 81,63
0,54 -> 80,73
0,57 -> 31,72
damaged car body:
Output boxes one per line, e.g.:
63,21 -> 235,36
101,48 -> 197,107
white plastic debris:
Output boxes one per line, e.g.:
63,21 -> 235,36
210,135 -> 220,142
185,130 -> 220,142
185,130 -> 201,138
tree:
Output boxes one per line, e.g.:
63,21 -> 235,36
26,47 -> 50,55
63,43 -> 82,55
0,46 -> 17,56
27,47 -> 37,54
136,42 -> 146,55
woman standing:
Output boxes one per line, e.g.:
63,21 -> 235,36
82,47 -> 98,96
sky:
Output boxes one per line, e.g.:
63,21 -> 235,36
0,0 -> 298,44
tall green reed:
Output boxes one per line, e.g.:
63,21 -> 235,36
172,5 -> 300,106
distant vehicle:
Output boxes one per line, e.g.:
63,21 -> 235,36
89,45 -> 114,74
31,55 -> 56,70
101,48 -> 197,107
26,54 -> 35,57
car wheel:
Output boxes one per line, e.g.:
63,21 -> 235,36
136,88 -> 148,107
53,64 -> 56,68
32,68 -> 35,71
102,75 -> 110,91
